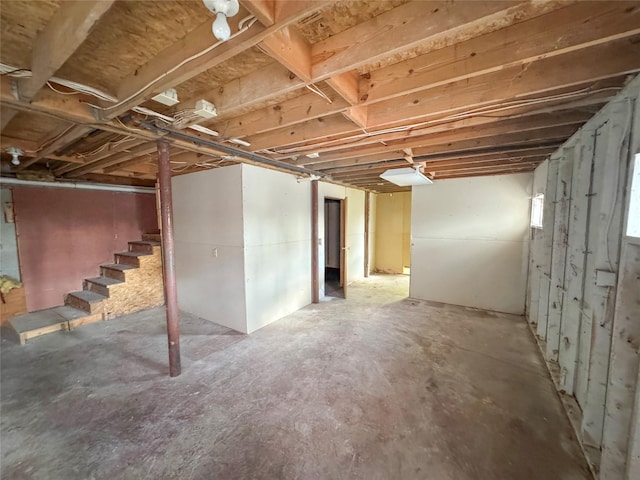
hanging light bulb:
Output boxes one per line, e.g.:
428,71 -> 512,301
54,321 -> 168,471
202,0 -> 239,42
212,12 -> 231,41
6,147 -> 22,166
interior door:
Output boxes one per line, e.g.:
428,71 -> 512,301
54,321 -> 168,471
340,197 -> 348,299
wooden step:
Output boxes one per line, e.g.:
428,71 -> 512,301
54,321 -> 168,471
53,306 -> 103,330
142,233 -> 161,242
66,290 -> 107,314
100,263 -> 136,281
84,276 -> 123,297
115,251 -> 149,267
10,306 -> 103,344
128,240 -> 160,254
9,309 -> 69,345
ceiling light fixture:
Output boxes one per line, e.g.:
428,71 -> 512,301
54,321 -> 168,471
203,0 -> 239,41
380,165 -> 433,187
228,138 -> 251,147
7,147 -> 23,166
152,88 -> 179,106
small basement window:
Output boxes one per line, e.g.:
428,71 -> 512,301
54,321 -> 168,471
531,193 -> 544,229
626,153 -> 640,238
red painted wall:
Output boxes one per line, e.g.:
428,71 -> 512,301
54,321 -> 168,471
12,186 -> 158,312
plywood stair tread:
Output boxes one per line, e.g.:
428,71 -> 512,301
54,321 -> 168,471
10,233 -> 165,344
116,251 -> 150,258
129,241 -> 161,247
10,309 -> 69,335
101,263 -> 136,271
52,305 -> 92,321
86,276 -> 123,287
10,306 -> 103,344
68,290 -> 108,303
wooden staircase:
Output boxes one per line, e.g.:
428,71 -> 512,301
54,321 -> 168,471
10,234 -> 164,344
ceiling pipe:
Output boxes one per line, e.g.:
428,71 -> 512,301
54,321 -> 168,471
138,120 -> 329,179
0,177 -> 154,194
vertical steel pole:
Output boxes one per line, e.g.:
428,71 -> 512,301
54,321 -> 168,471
157,140 -> 181,377
311,179 -> 319,303
364,191 -> 370,277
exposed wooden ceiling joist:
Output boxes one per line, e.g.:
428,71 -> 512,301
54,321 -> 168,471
1,0 -> 638,191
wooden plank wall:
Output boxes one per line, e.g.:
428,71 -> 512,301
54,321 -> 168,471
526,75 -> 640,480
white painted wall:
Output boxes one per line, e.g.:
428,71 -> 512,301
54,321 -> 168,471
317,183 -> 365,297
172,165 -> 248,333
173,168 -> 368,330
0,188 -> 20,280
242,165 -> 312,333
410,173 -> 532,314
368,192 -> 377,275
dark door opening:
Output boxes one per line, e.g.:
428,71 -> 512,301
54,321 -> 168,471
324,198 -> 347,299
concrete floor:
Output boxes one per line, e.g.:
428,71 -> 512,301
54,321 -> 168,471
1,275 -> 591,480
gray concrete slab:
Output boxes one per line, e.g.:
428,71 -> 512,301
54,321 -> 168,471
0,275 -> 590,480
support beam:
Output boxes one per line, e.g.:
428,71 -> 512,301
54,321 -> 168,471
310,1 -> 563,81
1,108 -> 18,132
64,142 -> 159,177
365,36 -> 640,129
255,97 -> 594,156
361,1 -> 640,105
102,2 -> 330,119
17,125 -> 92,171
260,26 -> 312,82
300,122 -> 580,166
311,179 -> 319,303
157,140 -> 181,378
19,0 -> 116,101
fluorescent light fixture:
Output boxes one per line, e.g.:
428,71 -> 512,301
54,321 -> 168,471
152,88 -> 179,106
306,152 -> 320,158
188,124 -> 219,136
380,166 -> 433,186
229,138 -> 251,147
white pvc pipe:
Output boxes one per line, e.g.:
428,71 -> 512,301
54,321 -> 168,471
0,177 -> 155,194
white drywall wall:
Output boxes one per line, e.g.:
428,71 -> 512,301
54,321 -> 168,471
410,173 -> 532,314
368,192 -> 376,275
172,165 -> 248,333
0,188 -> 20,280
242,165 -> 312,333
317,183 -> 365,297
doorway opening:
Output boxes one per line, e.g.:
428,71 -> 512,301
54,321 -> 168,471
324,198 -> 347,299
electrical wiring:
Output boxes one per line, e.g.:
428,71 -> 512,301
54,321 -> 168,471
114,116 -> 148,134
1,62 -> 118,102
50,77 -> 118,102
46,81 -> 81,96
3,13 -> 259,110
132,106 -> 176,123
94,15 -> 258,115
306,83 -> 333,104
76,136 -> 136,158
273,86 -> 621,156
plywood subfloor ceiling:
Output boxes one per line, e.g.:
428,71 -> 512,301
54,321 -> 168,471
1,0 -> 639,192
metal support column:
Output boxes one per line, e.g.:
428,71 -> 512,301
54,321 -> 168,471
311,179 -> 319,303
157,140 -> 181,377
